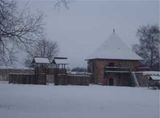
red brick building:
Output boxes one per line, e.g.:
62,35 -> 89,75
87,31 -> 142,86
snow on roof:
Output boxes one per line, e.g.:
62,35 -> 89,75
33,57 -> 50,64
142,71 -> 160,76
150,75 -> 160,81
0,66 -> 33,70
87,31 -> 143,60
55,58 -> 68,64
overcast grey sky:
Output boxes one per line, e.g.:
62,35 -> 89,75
18,0 -> 159,68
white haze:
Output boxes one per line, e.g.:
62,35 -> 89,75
16,0 -> 159,68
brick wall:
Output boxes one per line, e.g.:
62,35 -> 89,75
88,59 -> 140,85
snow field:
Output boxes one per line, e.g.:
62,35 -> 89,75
0,84 -> 159,118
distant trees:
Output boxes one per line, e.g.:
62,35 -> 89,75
133,25 -> 160,70
25,39 -> 58,67
55,0 -> 70,9
0,0 -> 44,66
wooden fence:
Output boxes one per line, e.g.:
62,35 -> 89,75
9,73 -> 46,85
54,74 -> 90,85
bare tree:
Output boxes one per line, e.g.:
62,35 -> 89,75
133,25 -> 160,70
0,0 -> 44,66
54,0 -> 71,9
25,39 -> 58,67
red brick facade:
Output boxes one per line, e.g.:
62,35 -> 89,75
88,59 -> 140,86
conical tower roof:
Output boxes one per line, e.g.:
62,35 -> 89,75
88,31 -> 142,60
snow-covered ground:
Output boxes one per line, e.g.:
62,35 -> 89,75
0,83 -> 159,118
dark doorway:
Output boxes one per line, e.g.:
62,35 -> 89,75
109,78 -> 114,85
108,62 -> 115,67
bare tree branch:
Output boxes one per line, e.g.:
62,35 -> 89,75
25,39 -> 58,67
133,25 -> 160,70
54,0 -> 71,9
0,0 -> 44,65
